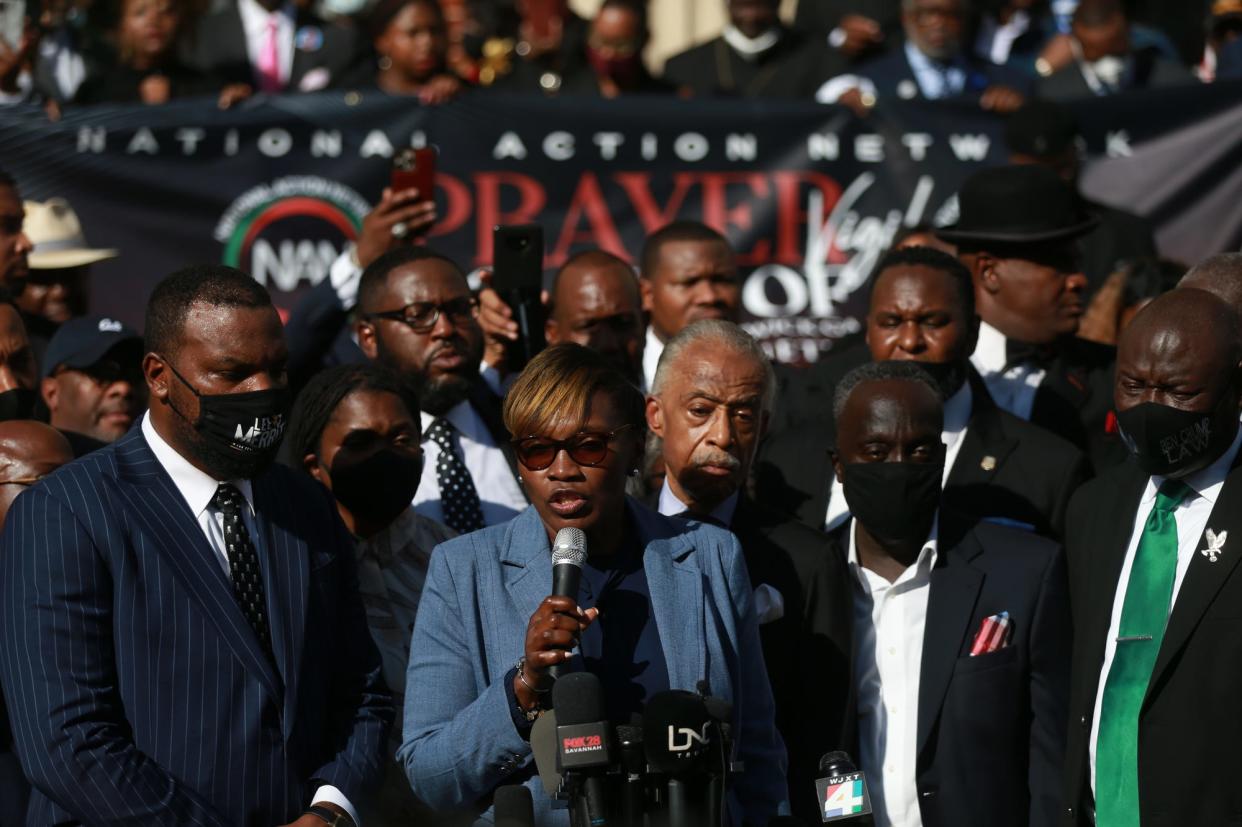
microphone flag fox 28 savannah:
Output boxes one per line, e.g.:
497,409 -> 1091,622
816,770 -> 872,822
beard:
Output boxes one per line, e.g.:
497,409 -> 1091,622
416,372 -> 477,416
374,332 -> 484,416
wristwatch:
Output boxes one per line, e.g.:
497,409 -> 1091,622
306,805 -> 354,827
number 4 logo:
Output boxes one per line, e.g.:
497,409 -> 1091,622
823,779 -> 865,817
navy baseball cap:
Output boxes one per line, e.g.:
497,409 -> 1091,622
42,316 -> 143,379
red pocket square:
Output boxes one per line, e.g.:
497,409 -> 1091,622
969,612 -> 1012,656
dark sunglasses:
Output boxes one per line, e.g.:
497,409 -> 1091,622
364,297 -> 479,332
512,425 -> 635,471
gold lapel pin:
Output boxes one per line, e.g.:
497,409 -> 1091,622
980,456 -> 997,472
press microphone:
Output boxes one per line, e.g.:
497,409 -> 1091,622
814,751 -> 873,823
616,721 -> 646,826
550,527 -> 587,681
531,708 -> 563,797
495,784 -> 536,827
555,671 -> 614,826
644,690 -> 714,826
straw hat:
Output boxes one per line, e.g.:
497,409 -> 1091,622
24,199 -> 118,269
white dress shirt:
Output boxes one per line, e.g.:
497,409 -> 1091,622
643,327 -> 664,393
848,516 -> 940,827
1089,425 -> 1242,795
825,381 -> 972,532
656,477 -> 740,526
141,415 -> 359,824
237,0 -> 295,86
975,10 -> 1031,65
970,321 -> 1046,421
415,400 -> 527,526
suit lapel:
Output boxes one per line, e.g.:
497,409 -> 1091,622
916,523 -> 984,754
947,402 -> 1018,489
252,472 -> 309,736
631,503 -> 705,689
500,509 -> 554,631
113,430 -> 283,702
1149,459 -> 1242,695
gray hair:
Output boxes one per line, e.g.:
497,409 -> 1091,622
651,319 -> 777,414
832,361 -> 942,424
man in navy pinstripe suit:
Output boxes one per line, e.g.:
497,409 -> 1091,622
0,266 -> 392,826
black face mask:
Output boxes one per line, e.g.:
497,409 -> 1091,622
1116,401 -> 1235,479
0,388 -> 37,421
842,460 -> 944,544
914,360 -> 968,400
166,362 -> 289,480
329,445 -> 423,531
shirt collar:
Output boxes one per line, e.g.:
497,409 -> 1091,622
657,477 -> 740,527
141,413 -> 255,519
847,512 -> 940,586
420,398 -> 490,445
722,24 -> 782,59
972,320 -> 1009,374
943,379 -> 973,439
1142,420 -> 1242,509
238,0 -> 293,32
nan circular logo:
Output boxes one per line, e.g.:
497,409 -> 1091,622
215,176 -> 369,292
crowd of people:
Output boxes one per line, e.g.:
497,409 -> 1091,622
1,0 -> 1239,112
0,1 -> 1241,827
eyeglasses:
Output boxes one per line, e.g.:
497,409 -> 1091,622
364,297 -> 479,332
512,425 -> 635,471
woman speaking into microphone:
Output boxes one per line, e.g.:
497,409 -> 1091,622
399,343 -> 786,824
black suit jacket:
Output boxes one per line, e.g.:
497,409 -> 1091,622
852,45 -> 1034,102
285,275 -> 366,393
183,5 -> 364,92
756,374 -> 1091,541
663,28 -> 843,99
1062,452 -> 1242,826
1027,336 -> 1127,473
727,497 -> 853,823
1080,198 -> 1158,294
792,0 -> 902,44
1038,50 -> 1195,101
830,514 -> 1070,827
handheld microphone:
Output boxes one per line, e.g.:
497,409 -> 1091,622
814,751 -> 873,823
554,672 -> 613,826
495,784 -> 536,827
549,527 -> 587,681
644,690 -> 714,826
616,722 -> 646,827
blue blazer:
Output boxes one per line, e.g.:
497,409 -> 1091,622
399,500 -> 789,825
0,427 -> 392,826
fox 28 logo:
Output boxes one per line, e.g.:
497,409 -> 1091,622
562,734 -> 603,754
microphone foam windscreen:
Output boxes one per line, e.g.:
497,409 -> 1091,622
493,784 -> 535,827
553,671 -> 606,726
818,750 -> 856,776
552,527 -> 587,566
643,690 -> 713,774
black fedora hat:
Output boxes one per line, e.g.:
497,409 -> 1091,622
936,164 -> 1098,244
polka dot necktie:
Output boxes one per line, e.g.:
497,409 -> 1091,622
426,417 -> 485,534
212,483 -> 275,662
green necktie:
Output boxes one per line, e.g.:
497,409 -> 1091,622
1096,479 -> 1194,826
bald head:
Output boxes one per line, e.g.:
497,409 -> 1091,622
545,250 -> 644,384
1115,289 -> 1242,477
1179,253 -> 1242,319
0,420 -> 74,531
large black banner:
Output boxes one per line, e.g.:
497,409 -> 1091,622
3,81 -> 1240,363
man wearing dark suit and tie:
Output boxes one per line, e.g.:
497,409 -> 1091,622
355,247 -> 525,533
0,265 -> 391,826
939,164 -> 1128,472
1062,289 -> 1242,826
184,0 -> 365,93
830,361 -> 1069,827
647,318 -> 853,823
816,0 -> 1029,111
758,246 -> 1090,541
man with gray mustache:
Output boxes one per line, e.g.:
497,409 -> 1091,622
647,319 -> 853,824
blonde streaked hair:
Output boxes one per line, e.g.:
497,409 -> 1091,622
503,343 -> 645,440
